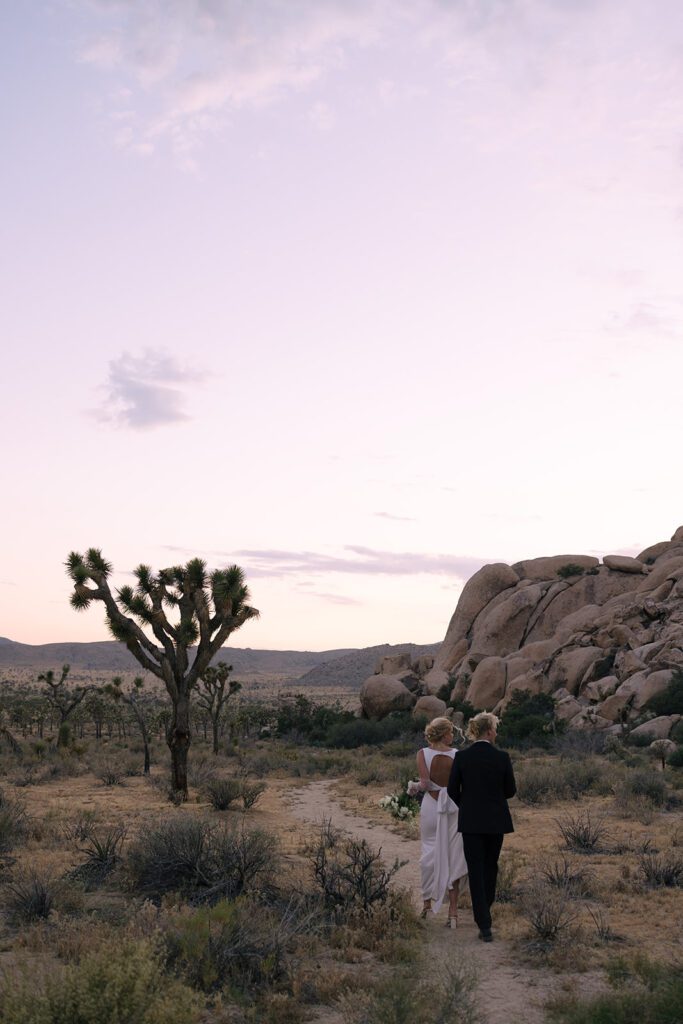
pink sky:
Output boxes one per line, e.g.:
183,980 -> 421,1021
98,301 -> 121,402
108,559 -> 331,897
2,1 -> 683,650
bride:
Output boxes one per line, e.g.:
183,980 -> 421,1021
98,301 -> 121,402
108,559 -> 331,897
415,715 -> 467,927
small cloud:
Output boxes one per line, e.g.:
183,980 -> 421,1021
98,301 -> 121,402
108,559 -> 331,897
308,592 -> 363,606
605,300 -> 682,339
92,349 -> 205,430
374,511 -> 416,522
0,580 -> 17,586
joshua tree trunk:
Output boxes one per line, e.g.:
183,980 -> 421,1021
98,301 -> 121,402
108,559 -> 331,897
168,696 -> 191,796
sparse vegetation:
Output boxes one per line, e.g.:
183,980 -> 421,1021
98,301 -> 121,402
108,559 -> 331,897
497,691 -> 559,749
557,563 -> 586,578
556,810 -> 609,853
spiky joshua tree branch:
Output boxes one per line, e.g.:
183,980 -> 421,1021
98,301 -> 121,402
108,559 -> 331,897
65,548 -> 258,798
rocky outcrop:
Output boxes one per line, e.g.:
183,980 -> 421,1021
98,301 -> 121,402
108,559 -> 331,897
436,527 -> 683,730
360,528 -> 683,727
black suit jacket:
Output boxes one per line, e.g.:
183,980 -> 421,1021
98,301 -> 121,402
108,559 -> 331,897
447,741 -> 516,834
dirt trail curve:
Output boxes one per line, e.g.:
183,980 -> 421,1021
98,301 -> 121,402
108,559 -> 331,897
286,779 -> 557,1024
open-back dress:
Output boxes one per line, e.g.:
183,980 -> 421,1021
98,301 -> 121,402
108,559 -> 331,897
419,747 -> 467,913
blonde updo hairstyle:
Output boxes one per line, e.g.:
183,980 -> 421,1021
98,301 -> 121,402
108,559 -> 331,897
424,716 -> 454,745
466,711 -> 500,741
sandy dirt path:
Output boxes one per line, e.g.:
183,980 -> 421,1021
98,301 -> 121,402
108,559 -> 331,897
286,779 -> 570,1024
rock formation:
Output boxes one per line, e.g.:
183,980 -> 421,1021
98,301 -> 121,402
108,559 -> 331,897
359,528 -> 683,738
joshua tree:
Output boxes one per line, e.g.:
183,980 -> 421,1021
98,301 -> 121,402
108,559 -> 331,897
65,549 -> 258,799
196,661 -> 242,755
39,664 -> 94,747
105,676 -> 154,775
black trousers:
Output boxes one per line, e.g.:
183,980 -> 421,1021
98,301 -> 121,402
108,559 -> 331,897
461,832 -> 505,932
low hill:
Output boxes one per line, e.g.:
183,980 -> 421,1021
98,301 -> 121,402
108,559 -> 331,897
0,637 -> 354,680
295,642 -> 441,689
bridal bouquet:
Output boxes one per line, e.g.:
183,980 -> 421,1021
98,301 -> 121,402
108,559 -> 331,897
379,784 -> 421,820
406,780 -> 422,797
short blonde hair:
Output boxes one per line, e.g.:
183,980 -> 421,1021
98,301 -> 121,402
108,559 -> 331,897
466,711 -> 500,741
425,716 -> 454,744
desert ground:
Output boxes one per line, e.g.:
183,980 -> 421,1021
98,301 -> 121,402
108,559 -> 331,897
1,692 -> 682,1023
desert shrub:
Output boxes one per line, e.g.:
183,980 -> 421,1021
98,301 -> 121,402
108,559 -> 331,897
449,697 -> 477,722
204,777 -> 242,810
556,810 -> 608,853
546,955 -> 683,1024
338,958 -> 480,1024
127,816 -> 278,903
308,822 -> 404,914
0,937 -> 199,1023
186,756 -> 217,790
554,730 -> 607,756
557,563 -> 585,578
539,855 -> 594,898
0,787 -> 28,855
646,668 -> 683,716
521,881 -> 579,943
616,769 -> 667,807
324,714 -> 412,749
95,761 -> 124,786
496,850 -> 524,902
668,745 -> 683,768
517,757 -> 608,805
275,694 -> 352,743
639,850 -> 683,888
70,826 -> 126,888
626,730 -> 654,748
240,781 -> 266,809
164,895 -> 314,995
2,870 -> 55,925
497,691 -> 559,749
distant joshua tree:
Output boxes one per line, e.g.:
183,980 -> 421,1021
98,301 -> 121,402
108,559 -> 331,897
39,664 -> 94,747
105,675 -> 154,775
65,548 -> 258,800
197,661 -> 242,755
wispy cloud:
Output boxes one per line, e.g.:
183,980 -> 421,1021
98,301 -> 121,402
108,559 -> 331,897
374,511 -> 416,522
161,543 -> 490,579
74,0 -> 683,167
93,349 -> 205,429
605,299 -> 683,340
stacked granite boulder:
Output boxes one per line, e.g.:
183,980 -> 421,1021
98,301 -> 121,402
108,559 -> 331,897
358,527 -> 683,739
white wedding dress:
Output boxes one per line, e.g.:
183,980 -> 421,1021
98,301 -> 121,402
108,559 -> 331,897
419,747 -> 467,913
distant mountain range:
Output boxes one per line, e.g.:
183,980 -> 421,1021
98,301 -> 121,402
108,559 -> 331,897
0,637 -> 440,689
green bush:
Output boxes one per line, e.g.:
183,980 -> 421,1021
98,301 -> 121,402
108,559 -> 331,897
0,938 -> 199,1023
557,563 -> 585,578
275,695 -> 353,742
497,691 -> 559,749
647,668 -> 683,716
324,713 -> 415,749
668,745 -> 683,768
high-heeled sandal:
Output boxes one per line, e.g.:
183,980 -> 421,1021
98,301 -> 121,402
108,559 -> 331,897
446,912 -> 458,929
420,903 -> 431,919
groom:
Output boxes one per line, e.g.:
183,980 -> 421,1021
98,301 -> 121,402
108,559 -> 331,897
447,711 -> 516,943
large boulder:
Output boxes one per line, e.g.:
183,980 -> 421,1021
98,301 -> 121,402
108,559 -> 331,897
467,656 -> 507,710
511,554 -> 599,580
637,557 -> 683,593
602,555 -> 646,573
547,646 -> 605,696
359,675 -> 416,718
629,715 -> 681,740
469,584 -> 546,658
583,674 -> 619,702
434,563 -> 520,671
412,695 -> 447,720
377,653 -> 412,675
